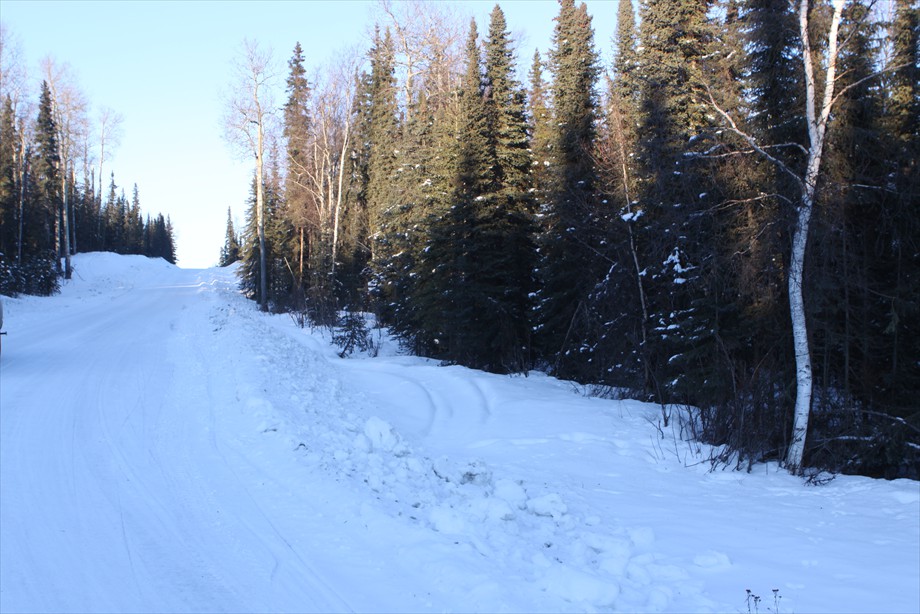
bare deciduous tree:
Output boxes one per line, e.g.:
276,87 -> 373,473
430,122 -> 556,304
295,50 -> 361,276
42,57 -> 88,280
95,106 -> 123,204
376,0 -> 465,117
223,39 -> 277,311
0,22 -> 28,109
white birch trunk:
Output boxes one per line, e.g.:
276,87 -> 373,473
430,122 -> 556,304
332,118 -> 350,274
256,117 -> 268,312
784,0 -> 845,473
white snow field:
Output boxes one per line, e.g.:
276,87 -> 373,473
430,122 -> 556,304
0,253 -> 917,614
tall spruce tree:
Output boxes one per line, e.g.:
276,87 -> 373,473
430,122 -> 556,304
478,5 -> 537,371
533,0 -> 601,375
365,27 -> 401,308
447,17 -> 499,367
0,96 -> 19,258
220,207 -> 241,267
31,81 -> 60,256
527,49 -> 553,197
589,0 -> 648,389
633,0 -> 719,403
282,42 -> 312,292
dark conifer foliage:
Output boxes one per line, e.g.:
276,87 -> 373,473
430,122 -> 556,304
533,0 -> 602,376
282,42 -> 312,294
218,0 -> 918,478
365,28 -> 401,293
0,96 -> 19,260
219,207 -> 241,267
31,81 -> 60,257
526,49 -> 553,197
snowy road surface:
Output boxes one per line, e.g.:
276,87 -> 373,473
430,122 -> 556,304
1,254 -> 918,613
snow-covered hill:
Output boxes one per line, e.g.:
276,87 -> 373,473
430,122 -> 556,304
1,253 -> 917,613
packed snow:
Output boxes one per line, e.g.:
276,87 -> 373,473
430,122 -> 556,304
1,253 -> 917,613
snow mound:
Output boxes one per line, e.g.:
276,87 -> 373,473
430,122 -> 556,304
51,252 -> 184,300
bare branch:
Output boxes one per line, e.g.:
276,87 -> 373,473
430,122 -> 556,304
704,84 -> 805,191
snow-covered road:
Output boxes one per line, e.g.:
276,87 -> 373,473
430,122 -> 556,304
0,259 -> 365,612
1,254 -> 918,613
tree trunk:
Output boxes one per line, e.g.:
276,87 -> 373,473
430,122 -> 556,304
59,153 -> 72,279
332,118 -> 350,275
784,0 -> 845,473
256,120 -> 268,312
16,122 -> 27,265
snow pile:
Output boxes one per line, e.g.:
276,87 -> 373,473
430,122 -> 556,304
1,253 -> 917,613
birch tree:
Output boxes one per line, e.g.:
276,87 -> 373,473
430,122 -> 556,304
708,0 -> 851,473
377,0 -> 464,120
224,39 -> 277,311
42,57 -> 88,280
96,106 -> 123,207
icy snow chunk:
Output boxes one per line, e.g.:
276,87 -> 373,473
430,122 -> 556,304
362,416 -> 407,455
539,565 -> 619,607
493,478 -> 528,510
468,496 -> 516,522
429,505 -> 468,534
627,526 -> 656,550
526,493 -> 567,520
693,550 -> 732,569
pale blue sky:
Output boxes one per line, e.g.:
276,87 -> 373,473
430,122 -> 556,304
2,0 -> 619,268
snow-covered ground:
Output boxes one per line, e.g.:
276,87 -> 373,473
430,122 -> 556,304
0,253 -> 917,613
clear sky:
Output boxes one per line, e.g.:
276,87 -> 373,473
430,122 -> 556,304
1,0 -> 619,268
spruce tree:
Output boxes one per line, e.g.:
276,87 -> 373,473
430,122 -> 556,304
612,0 -> 639,107
0,96 -> 18,258
632,0 -> 720,402
527,50 -> 553,196
365,27 -> 401,301
533,0 -> 601,375
219,206 -> 241,267
31,81 -> 60,256
283,42 -> 312,292
589,0 -> 647,389
869,0 -> 920,441
480,5 -> 537,371
442,18 -> 492,366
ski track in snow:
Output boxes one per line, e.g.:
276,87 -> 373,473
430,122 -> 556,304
1,253 -> 918,613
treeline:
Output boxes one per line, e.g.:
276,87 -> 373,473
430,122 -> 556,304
0,32 -> 176,296
223,0 -> 919,478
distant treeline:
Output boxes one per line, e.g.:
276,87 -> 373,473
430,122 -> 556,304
0,34 -> 177,296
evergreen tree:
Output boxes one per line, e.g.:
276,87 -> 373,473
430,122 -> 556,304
335,67 -> 375,310
527,50 -> 553,196
479,5 -> 537,371
862,0 -> 920,458
612,0 -> 639,107
282,42 -> 312,292
125,184 -> 144,254
239,171 -> 286,309
533,0 -> 601,375
31,81 -> 60,256
219,206 -> 241,267
0,96 -> 19,258
418,19 -> 493,365
589,0 -> 648,389
365,27 -> 401,300
630,0 -> 720,402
